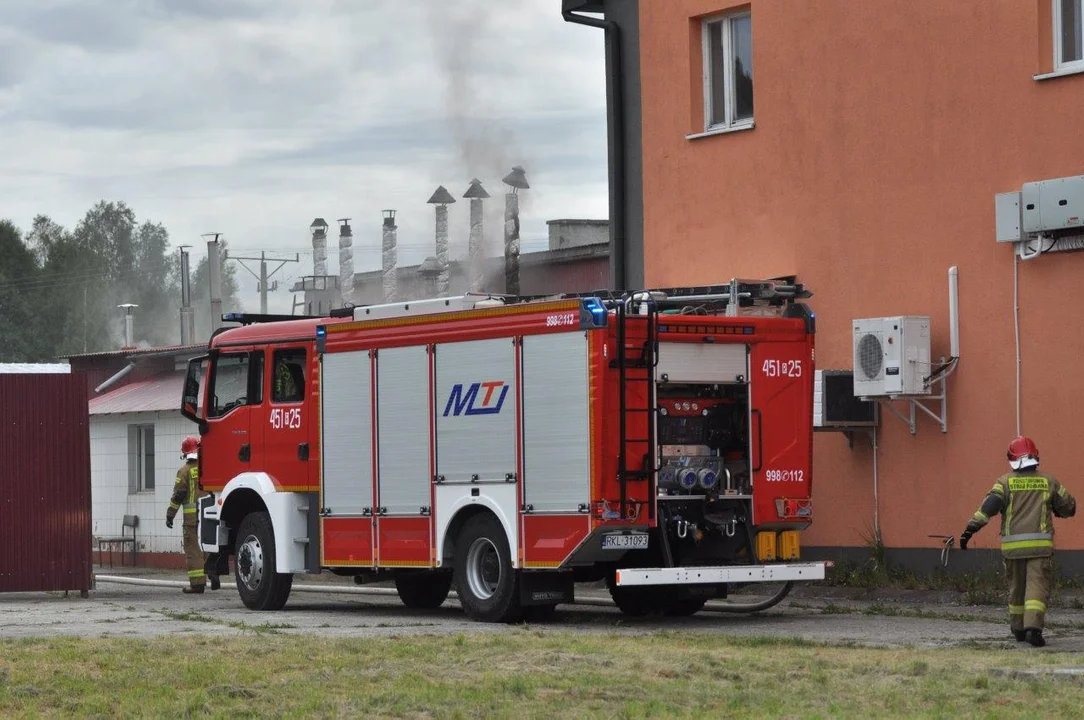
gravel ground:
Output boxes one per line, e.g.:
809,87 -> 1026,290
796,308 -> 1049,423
2,568 -> 1083,652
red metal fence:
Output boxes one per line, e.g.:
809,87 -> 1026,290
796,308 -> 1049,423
0,374 -> 92,594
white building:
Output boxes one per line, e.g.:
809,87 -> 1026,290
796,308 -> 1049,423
64,344 -> 205,564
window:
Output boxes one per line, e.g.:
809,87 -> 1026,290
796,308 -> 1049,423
703,11 -> 754,131
272,349 -> 306,403
209,352 -> 263,418
127,424 -> 155,493
1056,0 -> 1084,71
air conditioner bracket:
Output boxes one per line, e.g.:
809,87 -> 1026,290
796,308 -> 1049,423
869,374 -> 948,435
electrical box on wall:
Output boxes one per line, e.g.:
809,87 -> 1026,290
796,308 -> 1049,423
995,192 -> 1023,243
1021,175 -> 1084,235
814,370 -> 877,429
852,316 -> 931,397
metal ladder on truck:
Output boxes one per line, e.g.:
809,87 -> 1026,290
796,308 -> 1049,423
613,295 -> 659,522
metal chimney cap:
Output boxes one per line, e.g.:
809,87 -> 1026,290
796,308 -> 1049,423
118,303 -> 139,311
427,185 -> 457,205
502,166 -> 529,190
463,179 -> 491,199
310,218 -> 329,230
419,256 -> 442,274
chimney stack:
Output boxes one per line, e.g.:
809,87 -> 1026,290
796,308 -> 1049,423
427,185 -> 456,297
310,218 -> 329,277
501,166 -> 529,297
119,303 -> 138,349
382,210 -> 398,303
463,179 -> 490,293
204,233 -> 223,332
338,218 -> 354,306
178,245 -> 195,344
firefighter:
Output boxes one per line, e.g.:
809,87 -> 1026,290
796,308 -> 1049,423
165,436 -> 219,594
275,359 -> 299,401
959,436 -> 1076,647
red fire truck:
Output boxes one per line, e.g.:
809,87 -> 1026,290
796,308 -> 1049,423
181,279 -> 825,622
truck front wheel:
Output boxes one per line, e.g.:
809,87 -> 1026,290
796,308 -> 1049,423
235,511 -> 293,611
453,514 -> 522,623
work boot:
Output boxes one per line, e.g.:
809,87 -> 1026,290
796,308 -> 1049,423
1025,629 -> 1046,647
182,585 -> 205,594
1013,629 -> 1027,642
209,574 -> 220,591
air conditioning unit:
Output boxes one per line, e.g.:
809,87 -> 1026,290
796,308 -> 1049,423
852,316 -> 931,397
814,370 -> 877,429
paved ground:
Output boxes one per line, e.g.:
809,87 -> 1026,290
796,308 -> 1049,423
2,568 -> 1084,652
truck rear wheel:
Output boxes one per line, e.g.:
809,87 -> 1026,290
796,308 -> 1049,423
663,597 -> 707,616
453,514 -> 522,623
235,511 -> 293,611
606,574 -> 656,617
395,571 -> 453,609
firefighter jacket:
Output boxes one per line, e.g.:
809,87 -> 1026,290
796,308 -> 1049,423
166,459 -> 207,528
967,469 -> 1077,559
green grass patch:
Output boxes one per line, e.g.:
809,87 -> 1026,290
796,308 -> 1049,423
1,632 -> 1083,717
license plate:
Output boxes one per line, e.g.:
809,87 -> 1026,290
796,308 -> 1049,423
601,533 -> 649,550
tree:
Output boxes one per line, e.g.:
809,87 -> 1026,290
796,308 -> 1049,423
0,221 -> 52,362
30,202 -> 180,356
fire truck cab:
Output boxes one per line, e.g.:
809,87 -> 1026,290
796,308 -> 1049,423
181,280 -> 826,622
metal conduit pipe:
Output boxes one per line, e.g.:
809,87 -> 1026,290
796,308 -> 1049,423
94,362 -> 135,394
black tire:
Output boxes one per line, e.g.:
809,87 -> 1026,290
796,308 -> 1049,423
234,511 -> 293,611
523,604 -> 558,623
395,571 -> 453,609
453,514 -> 522,623
663,597 -> 708,616
606,573 -> 657,617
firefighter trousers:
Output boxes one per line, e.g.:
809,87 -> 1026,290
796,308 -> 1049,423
1006,556 -> 1052,632
183,522 -> 206,588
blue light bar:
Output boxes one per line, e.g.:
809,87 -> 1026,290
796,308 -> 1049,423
580,297 -> 609,328
223,313 -> 244,322
316,326 -> 327,337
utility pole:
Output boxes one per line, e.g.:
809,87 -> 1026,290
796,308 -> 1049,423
178,245 -> 195,344
228,251 -> 300,314
202,233 -> 223,332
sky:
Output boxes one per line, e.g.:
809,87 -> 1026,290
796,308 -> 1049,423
0,0 -> 608,313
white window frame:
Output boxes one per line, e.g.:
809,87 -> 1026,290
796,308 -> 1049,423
1054,0 -> 1084,73
701,10 -> 754,134
128,423 -> 155,494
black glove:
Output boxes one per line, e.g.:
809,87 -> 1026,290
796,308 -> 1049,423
959,530 -> 972,550
166,517 -> 174,529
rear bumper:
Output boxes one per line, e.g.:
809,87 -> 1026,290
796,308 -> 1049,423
615,562 -> 827,586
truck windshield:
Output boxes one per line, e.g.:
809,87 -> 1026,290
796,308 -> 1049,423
209,353 -> 252,418
181,356 -> 208,423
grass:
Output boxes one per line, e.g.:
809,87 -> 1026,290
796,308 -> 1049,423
2,632 -> 1084,717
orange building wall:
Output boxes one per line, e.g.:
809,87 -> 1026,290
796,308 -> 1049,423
637,0 -> 1084,552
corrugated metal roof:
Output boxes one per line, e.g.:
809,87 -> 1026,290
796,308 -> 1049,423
89,373 -> 184,415
0,363 -> 71,374
58,343 -> 205,361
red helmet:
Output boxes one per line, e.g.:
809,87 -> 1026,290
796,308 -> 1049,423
1007,436 -> 1039,464
181,436 -> 201,458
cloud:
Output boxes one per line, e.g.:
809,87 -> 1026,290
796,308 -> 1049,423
0,0 -> 609,314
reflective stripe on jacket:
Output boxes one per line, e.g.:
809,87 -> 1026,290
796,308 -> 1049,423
968,471 -> 1076,559
168,461 -> 205,527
